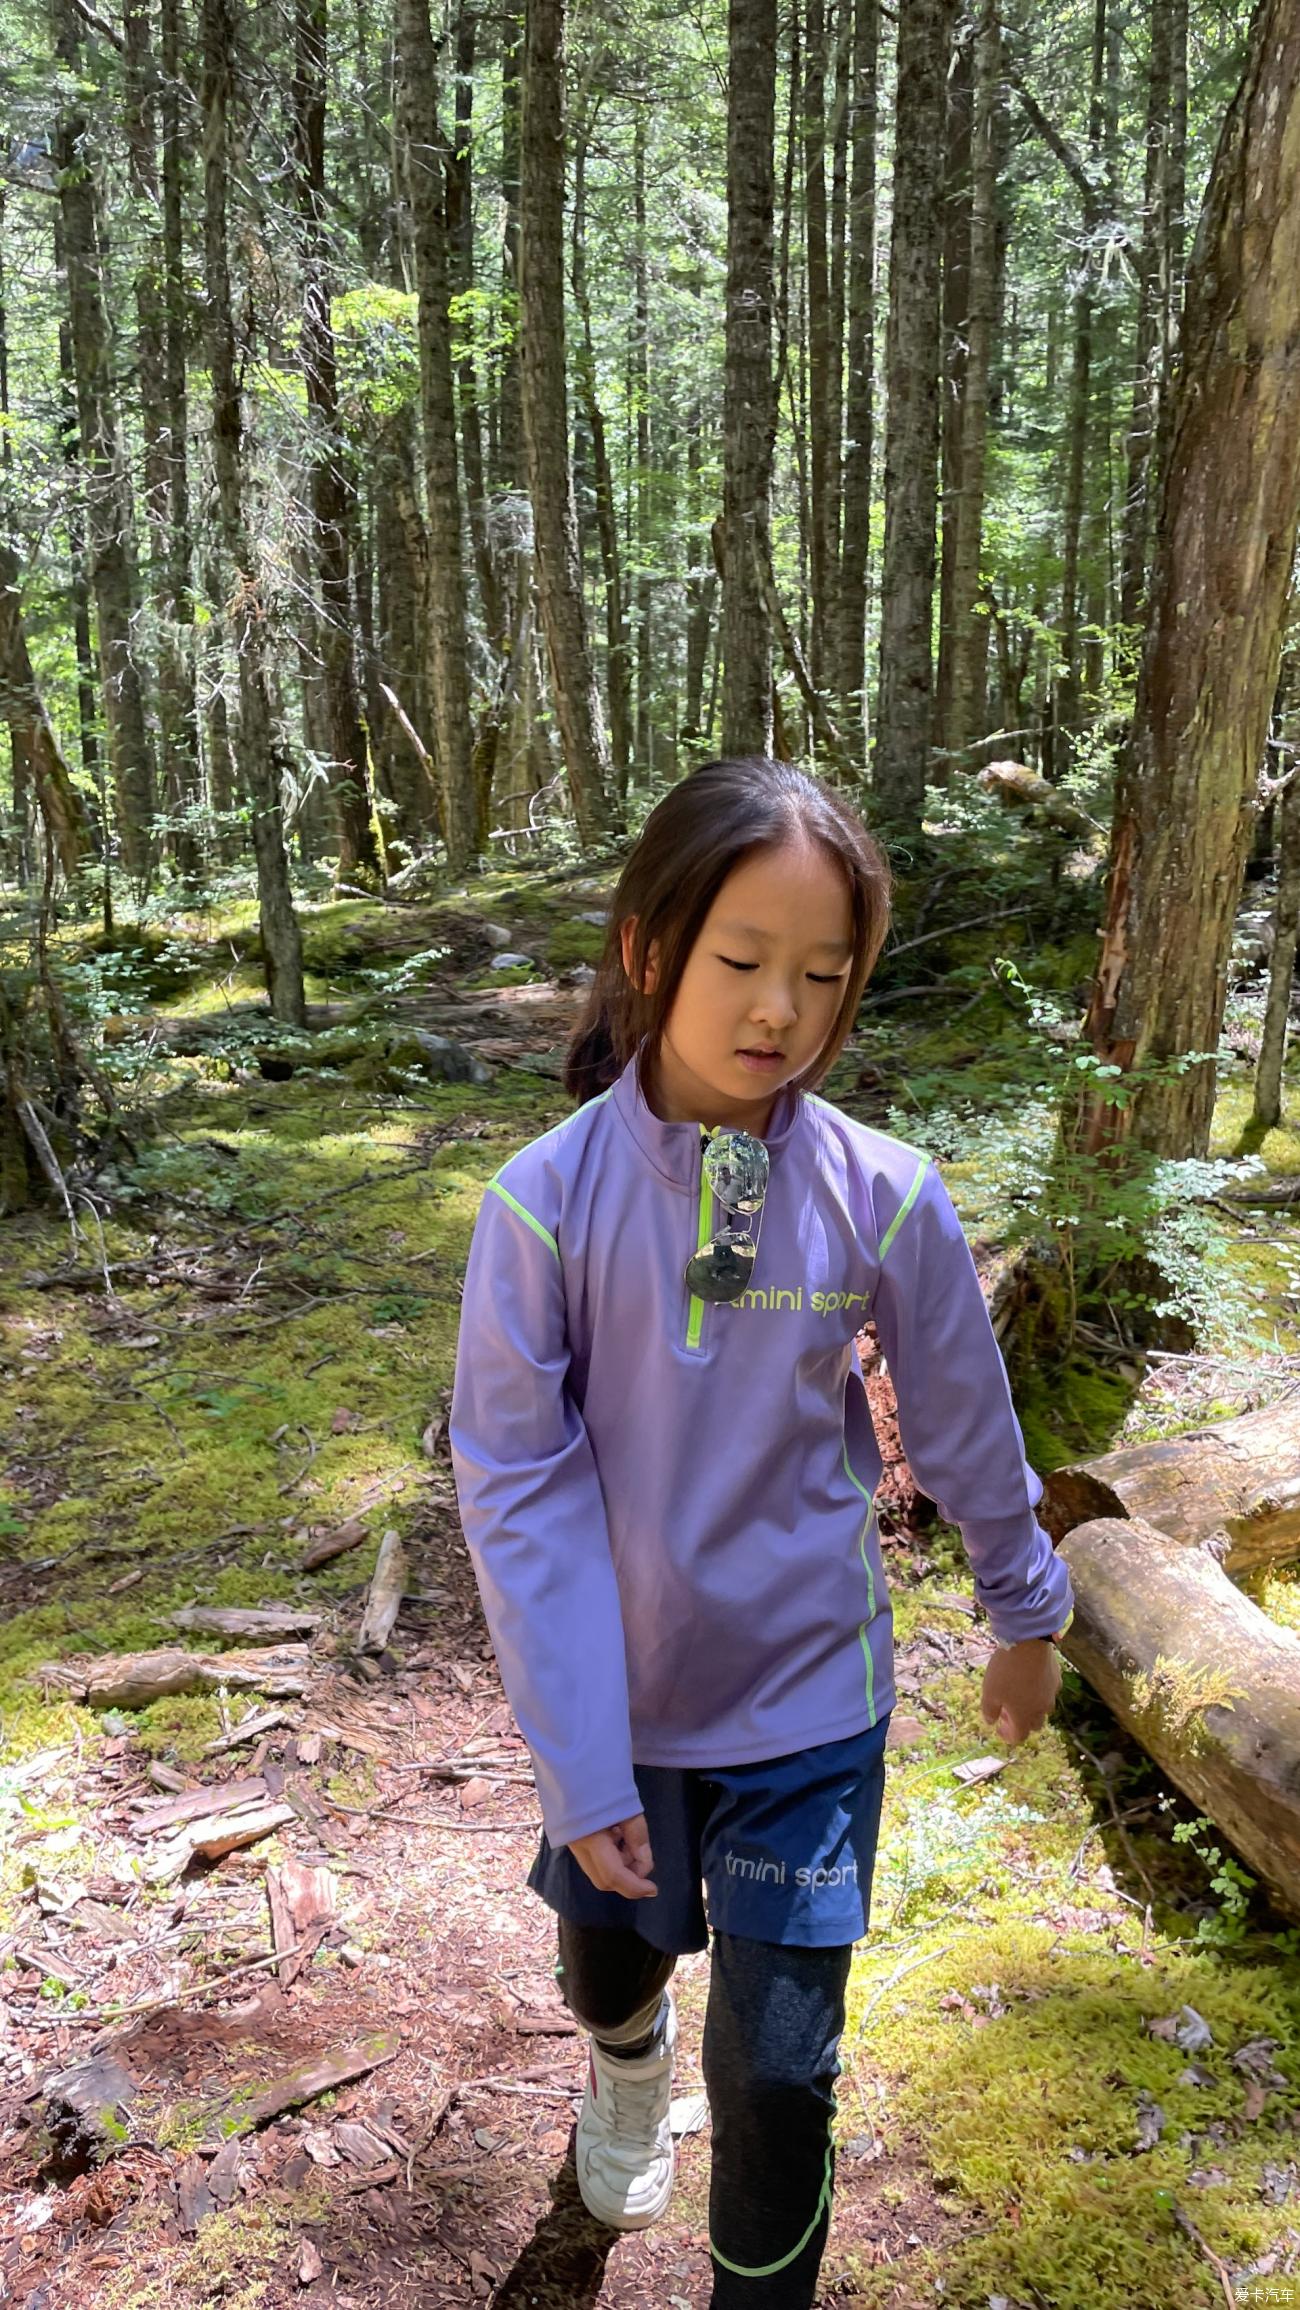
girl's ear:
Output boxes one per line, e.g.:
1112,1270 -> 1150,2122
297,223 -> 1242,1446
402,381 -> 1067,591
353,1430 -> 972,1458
620,918 -> 659,993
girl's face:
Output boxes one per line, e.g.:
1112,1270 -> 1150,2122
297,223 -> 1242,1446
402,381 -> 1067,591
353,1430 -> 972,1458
621,836 -> 856,1131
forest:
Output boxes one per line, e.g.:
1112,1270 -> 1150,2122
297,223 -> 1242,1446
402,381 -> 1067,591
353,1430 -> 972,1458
1,0 -> 1299,2304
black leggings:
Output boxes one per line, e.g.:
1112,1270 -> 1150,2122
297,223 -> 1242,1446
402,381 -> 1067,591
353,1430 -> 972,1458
556,1917 -> 852,2310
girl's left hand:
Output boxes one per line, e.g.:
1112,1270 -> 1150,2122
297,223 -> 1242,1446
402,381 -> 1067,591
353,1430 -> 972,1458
979,1639 -> 1062,1747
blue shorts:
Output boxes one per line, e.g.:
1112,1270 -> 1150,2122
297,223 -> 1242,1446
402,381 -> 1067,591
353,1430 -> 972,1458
527,1713 -> 892,1954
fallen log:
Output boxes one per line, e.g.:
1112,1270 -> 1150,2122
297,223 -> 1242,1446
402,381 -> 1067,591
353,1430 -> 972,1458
1040,1388 -> 1300,1573
1055,1511 -> 1300,1919
172,1606 -> 322,1639
39,1645 -> 312,1709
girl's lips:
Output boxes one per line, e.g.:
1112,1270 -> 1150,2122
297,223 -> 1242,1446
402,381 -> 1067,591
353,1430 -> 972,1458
737,1049 -> 784,1071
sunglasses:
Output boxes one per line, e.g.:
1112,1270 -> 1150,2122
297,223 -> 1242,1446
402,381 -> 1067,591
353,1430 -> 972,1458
683,1127 -> 770,1303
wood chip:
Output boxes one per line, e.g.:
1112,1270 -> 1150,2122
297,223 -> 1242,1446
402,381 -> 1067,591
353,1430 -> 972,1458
175,2152 -> 213,2233
128,1776 -> 270,1837
300,1520 -> 368,1573
332,2121 -> 390,2168
205,1708 -> 294,1757
142,1803 -> 296,1885
357,1531 -> 407,1655
266,1859 -> 338,1986
298,2238 -> 325,2285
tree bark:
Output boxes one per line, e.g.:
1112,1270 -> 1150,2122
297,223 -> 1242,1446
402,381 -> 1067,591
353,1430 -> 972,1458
1077,0 -> 1300,1165
294,0 -> 384,888
201,0 -> 306,1026
935,21 -> 971,765
632,106 -> 653,781
836,0 -> 878,739
518,0 -> 612,841
394,0 -> 479,871
874,0 -> 955,822
721,0 -> 778,757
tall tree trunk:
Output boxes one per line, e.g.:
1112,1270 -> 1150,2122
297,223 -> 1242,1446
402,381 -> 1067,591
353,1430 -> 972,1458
1149,0 -> 1189,553
395,0 -> 479,869
946,0 -> 999,762
54,278 -> 101,805
875,0 -> 955,822
1119,0 -> 1174,638
633,106 -> 652,781
158,0 -> 202,877
1076,0 -> 1300,1166
721,0 -> 778,757
518,0 -> 612,841
682,275 -> 717,754
124,0 -> 200,884
294,0 -> 384,888
53,0 -> 156,882
827,0 -> 849,641
1056,0 -> 1107,767
201,0 -> 305,1025
935,22 -> 973,762
447,0 -> 503,653
572,117 -> 631,797
1253,758 -> 1300,1131
836,0 -> 878,741
497,5 -> 523,497
803,0 -> 831,695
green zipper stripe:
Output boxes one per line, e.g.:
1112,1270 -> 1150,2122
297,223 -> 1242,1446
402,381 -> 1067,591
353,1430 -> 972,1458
710,2135 -> 833,2278
843,1443 -> 879,1719
486,1179 -> 560,1261
685,1125 -> 711,1351
879,1155 -> 928,1265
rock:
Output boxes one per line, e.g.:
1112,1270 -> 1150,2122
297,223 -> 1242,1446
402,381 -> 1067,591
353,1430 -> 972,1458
565,964 -> 597,987
402,1030 -> 491,1084
576,911 -> 609,927
489,952 -> 535,972
480,923 -> 518,948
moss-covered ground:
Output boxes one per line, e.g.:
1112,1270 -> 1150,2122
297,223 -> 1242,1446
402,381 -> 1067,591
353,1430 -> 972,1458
1,841 -> 1298,2308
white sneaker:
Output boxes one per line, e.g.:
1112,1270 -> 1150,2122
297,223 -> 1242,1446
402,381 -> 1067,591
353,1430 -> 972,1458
575,1992 -> 677,2230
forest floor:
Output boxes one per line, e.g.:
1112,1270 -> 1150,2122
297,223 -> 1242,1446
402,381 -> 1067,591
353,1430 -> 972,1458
1,850 -> 1299,2310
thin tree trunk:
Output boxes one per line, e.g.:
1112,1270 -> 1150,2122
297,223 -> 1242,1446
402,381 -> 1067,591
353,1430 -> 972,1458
447,0 -> 503,652
497,5 -> 523,496
1254,672 -> 1300,1132
395,0 -> 479,870
53,0 -> 156,882
159,0 -> 202,876
518,0 -> 612,841
1119,0 -> 1173,637
1057,1 -> 1107,766
633,106 -> 652,780
201,0 -> 305,1026
803,0 -> 831,695
827,1 -> 849,631
947,0 -> 999,762
721,0 -> 778,757
875,0 -> 955,822
0,544 -> 93,877
294,0 -> 384,887
1076,0 -> 1300,1166
571,117 -> 631,797
935,22 -> 973,763
836,0 -> 878,741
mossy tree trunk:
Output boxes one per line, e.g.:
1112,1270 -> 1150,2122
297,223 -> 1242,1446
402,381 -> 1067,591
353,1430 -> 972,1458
1077,0 -> 1300,1168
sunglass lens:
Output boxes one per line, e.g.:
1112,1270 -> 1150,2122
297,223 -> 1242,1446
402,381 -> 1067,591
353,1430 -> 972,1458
684,1232 -> 756,1302
703,1128 -> 768,1212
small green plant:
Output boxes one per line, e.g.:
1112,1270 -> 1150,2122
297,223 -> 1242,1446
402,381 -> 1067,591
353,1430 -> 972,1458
1163,1806 -> 1256,1946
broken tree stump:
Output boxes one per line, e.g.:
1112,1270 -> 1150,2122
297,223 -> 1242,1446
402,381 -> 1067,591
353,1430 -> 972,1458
1055,1512 -> 1300,1918
265,1859 -> 338,1985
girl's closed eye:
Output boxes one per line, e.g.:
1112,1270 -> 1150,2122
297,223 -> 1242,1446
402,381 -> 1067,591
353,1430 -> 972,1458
718,957 -> 846,984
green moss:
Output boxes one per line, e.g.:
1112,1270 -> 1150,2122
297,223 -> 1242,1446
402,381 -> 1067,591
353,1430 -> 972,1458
545,919 -> 606,970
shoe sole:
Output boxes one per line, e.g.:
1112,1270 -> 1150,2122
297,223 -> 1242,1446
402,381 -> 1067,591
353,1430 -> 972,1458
575,2145 -> 676,2231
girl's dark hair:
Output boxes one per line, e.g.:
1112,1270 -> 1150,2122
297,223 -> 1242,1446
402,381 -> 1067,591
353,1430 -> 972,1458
564,757 -> 892,1106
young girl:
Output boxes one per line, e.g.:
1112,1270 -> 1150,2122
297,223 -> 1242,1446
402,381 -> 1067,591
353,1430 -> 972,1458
449,757 -> 1074,2308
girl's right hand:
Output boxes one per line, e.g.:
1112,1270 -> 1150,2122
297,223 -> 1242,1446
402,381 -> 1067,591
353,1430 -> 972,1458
567,1812 -> 658,1899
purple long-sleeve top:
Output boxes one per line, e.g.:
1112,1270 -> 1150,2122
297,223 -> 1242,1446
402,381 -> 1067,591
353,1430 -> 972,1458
448,1042 -> 1074,1849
